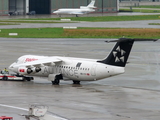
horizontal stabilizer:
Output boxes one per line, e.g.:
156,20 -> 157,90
106,38 -> 158,43
98,38 -> 158,67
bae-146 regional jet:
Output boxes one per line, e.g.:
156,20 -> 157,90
9,38 -> 157,85
53,0 -> 96,17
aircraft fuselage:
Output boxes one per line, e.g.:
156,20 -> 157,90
9,56 -> 124,81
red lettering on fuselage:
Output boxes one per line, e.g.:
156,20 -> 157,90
19,69 -> 25,72
25,58 -> 38,62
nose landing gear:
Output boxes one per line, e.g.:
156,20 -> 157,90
73,80 -> 80,84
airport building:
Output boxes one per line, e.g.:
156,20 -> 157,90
119,0 -> 160,6
120,0 -> 160,1
0,0 -> 118,16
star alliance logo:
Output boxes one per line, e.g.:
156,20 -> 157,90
113,46 -> 126,63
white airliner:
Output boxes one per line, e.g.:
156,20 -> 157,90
53,0 -> 96,17
9,38 -> 157,85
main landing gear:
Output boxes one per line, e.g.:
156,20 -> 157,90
51,74 -> 81,85
52,74 -> 63,85
73,80 -> 80,85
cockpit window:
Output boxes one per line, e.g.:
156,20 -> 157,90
16,58 -> 25,64
16,60 -> 18,63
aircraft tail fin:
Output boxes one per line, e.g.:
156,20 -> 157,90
97,38 -> 157,67
87,0 -> 96,8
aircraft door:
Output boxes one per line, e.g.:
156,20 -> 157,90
91,64 -> 97,76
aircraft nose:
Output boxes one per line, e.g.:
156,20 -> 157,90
9,62 -> 17,72
53,11 -> 58,13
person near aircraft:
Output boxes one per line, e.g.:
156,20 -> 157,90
2,68 -> 9,74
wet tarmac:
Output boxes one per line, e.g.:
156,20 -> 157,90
0,38 -> 160,120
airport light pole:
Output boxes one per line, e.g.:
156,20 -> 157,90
130,0 -> 132,11
102,0 -> 103,13
25,0 -> 29,14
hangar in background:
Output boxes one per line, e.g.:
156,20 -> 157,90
29,0 -> 50,14
1,0 -> 51,15
0,0 -> 118,15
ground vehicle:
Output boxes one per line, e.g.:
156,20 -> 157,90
0,116 -> 13,120
27,11 -> 36,15
22,104 -> 68,120
0,71 -> 33,81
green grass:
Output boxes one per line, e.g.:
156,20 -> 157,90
0,27 -> 160,39
133,5 -> 160,9
0,28 -> 64,38
0,20 -> 73,24
120,9 -> 160,13
0,22 -> 19,25
149,23 -> 160,25
10,15 -> 160,22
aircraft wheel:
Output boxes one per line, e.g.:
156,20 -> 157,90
52,78 -> 59,85
26,78 -> 31,81
23,77 -> 31,81
3,76 -> 8,80
73,80 -> 80,84
23,77 -> 26,81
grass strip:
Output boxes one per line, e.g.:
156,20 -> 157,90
0,28 -> 63,38
63,28 -> 160,38
132,5 -> 160,9
0,28 -> 160,39
0,22 -> 19,25
119,9 -> 160,13
149,23 -> 160,25
0,20 -> 73,24
14,15 -> 160,22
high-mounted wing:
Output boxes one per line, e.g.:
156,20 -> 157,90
14,57 -> 62,75
24,57 -> 62,68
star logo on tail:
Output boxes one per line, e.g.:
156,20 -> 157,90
113,46 -> 126,63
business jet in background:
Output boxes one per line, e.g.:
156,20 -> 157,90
53,0 -> 96,17
9,38 -> 157,85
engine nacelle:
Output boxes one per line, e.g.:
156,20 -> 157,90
18,67 -> 41,75
80,6 -> 88,9
35,67 -> 41,72
18,67 -> 33,75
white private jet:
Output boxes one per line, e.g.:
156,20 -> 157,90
9,38 -> 157,85
53,0 -> 96,17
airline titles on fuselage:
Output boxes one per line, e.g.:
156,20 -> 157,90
20,60 -> 91,78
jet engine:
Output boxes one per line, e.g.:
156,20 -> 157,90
18,67 -> 33,75
35,67 -> 41,72
18,67 -> 41,75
